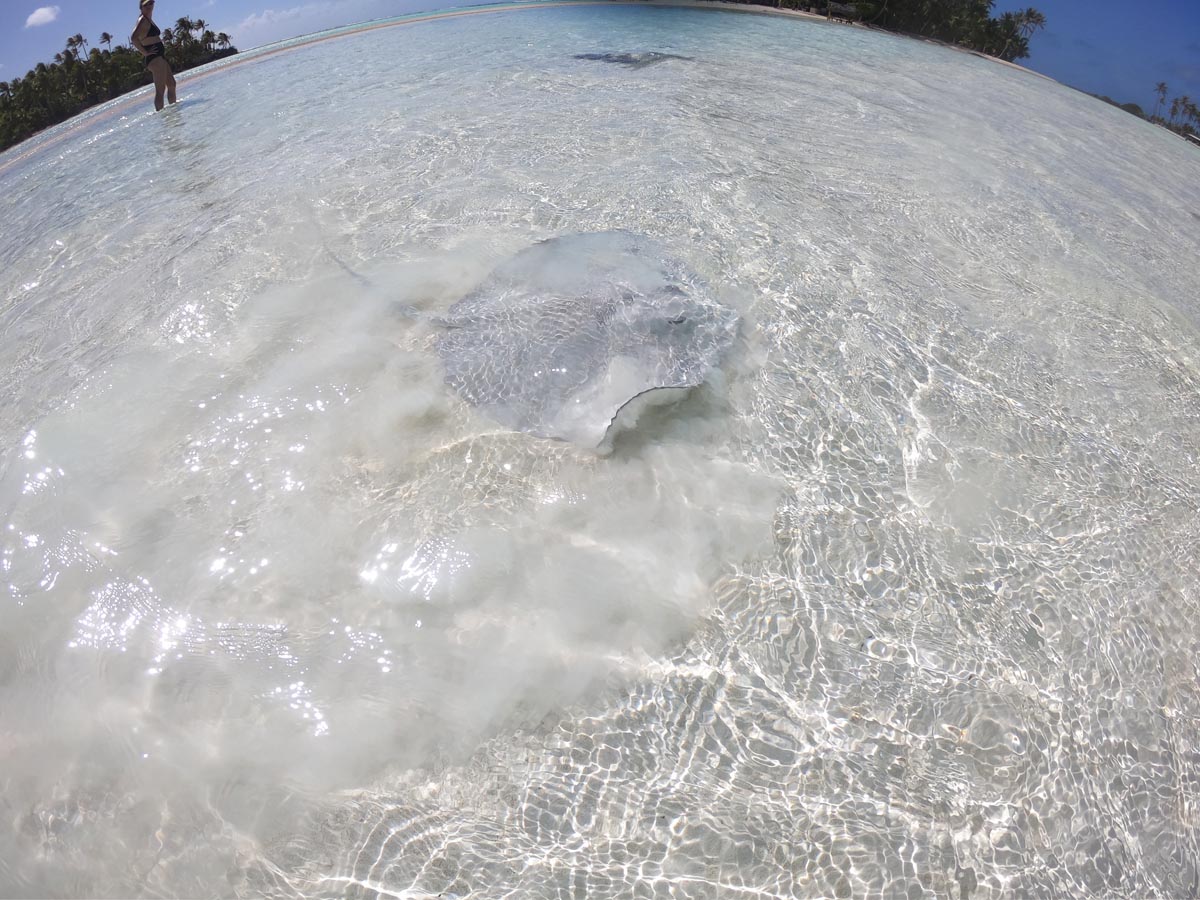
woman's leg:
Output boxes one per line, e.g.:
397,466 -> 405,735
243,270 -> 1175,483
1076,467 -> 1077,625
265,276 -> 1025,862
165,66 -> 177,105
148,57 -> 168,110
148,58 -> 174,109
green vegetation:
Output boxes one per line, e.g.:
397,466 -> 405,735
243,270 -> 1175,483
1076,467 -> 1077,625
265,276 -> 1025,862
1094,84 -> 1198,142
752,0 -> 1046,62
1155,87 -> 1198,140
0,17 -> 237,153
0,1 -> 1052,155
3,1 -> 1193,154
852,0 -> 1044,61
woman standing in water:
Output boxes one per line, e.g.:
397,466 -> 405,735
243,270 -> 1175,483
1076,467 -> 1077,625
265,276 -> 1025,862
131,0 -> 177,111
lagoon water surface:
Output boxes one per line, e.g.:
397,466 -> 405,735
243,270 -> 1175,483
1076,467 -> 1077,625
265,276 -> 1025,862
2,3 -> 1199,897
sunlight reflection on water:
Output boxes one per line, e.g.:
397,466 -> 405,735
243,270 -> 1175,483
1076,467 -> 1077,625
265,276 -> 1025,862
1,3 -> 1199,897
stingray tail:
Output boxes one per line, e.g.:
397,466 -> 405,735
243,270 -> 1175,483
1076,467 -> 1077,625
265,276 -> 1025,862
324,247 -> 375,290
324,247 -> 426,321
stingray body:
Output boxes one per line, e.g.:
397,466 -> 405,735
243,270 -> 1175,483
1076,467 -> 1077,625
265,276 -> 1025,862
434,231 -> 738,449
574,51 -> 693,69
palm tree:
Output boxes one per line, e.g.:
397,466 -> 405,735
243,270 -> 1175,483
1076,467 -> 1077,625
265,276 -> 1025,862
1017,7 -> 1045,40
1153,82 -> 1168,121
172,16 -> 193,46
216,32 -> 231,50
174,17 -> 195,45
1178,95 -> 1193,131
995,12 -> 1026,61
100,32 -> 113,52
1170,97 -> 1181,126
860,0 -> 891,25
202,30 -> 216,53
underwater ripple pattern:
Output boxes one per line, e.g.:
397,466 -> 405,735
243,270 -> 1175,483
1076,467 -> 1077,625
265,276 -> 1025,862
2,4 -> 1200,898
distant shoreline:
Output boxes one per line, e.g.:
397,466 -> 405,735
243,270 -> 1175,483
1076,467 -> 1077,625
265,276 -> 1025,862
1,0 -> 1047,172
633,0 -> 1053,79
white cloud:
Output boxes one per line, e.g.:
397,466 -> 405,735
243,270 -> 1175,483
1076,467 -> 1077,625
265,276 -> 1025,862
236,3 -> 333,34
25,5 -> 61,27
231,0 -> 428,50
233,1 -> 382,50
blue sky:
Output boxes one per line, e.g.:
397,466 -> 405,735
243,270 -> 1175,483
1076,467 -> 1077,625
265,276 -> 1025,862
993,0 -> 1200,113
2,0 -> 1198,112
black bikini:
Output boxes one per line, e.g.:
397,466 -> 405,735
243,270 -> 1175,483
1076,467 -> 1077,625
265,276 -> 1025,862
142,18 -> 165,67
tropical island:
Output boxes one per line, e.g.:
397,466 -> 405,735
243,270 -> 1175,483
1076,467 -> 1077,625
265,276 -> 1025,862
797,0 -> 1047,62
0,0 -> 1196,153
737,0 -> 1199,142
0,16 -> 237,153
1090,84 -> 1199,144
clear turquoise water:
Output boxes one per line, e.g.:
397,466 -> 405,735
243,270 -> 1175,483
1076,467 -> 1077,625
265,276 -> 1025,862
2,4 -> 1199,897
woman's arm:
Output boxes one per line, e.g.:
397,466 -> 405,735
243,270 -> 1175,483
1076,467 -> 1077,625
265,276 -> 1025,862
131,17 -> 150,55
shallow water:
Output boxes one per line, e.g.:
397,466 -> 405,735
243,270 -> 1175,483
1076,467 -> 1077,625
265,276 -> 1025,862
2,4 -> 1199,897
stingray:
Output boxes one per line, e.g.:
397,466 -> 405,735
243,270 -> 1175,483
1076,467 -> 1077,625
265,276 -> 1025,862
573,51 -> 694,69
429,231 -> 738,450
